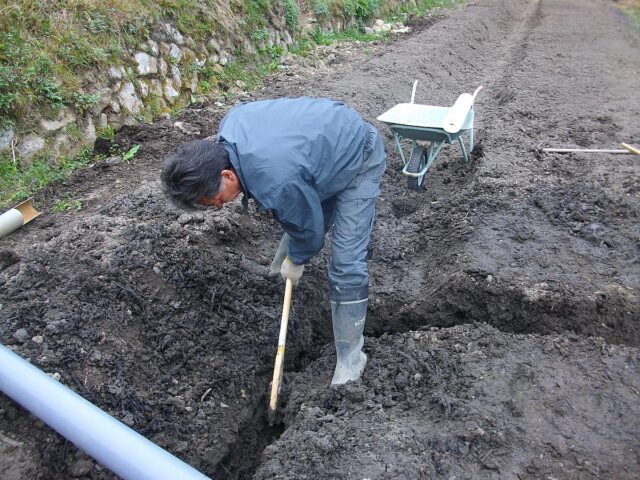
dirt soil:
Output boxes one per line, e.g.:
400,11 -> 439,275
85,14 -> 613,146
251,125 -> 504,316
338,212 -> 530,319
1,0 -> 639,478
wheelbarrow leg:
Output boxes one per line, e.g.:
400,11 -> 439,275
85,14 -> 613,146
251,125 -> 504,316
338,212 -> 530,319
393,132 -> 407,166
459,136 -> 468,162
458,128 -> 474,162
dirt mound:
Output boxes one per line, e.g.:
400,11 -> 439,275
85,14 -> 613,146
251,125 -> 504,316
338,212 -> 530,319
0,185 -> 325,477
255,324 -> 640,479
1,0 -> 639,478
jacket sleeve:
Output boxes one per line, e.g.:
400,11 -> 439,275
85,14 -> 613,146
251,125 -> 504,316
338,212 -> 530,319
269,178 -> 325,265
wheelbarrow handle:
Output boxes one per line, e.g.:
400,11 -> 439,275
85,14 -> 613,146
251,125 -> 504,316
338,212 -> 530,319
472,85 -> 484,103
411,80 -> 418,104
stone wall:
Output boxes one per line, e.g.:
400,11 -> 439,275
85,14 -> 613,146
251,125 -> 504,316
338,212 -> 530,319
0,1 -> 416,163
0,19 -> 292,163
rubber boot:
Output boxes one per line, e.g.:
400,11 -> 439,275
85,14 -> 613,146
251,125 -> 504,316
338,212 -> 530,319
331,299 -> 368,385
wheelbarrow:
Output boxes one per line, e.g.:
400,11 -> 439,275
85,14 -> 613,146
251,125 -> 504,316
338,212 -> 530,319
377,81 -> 483,190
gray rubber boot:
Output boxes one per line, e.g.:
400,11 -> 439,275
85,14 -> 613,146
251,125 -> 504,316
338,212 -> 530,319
331,299 -> 368,385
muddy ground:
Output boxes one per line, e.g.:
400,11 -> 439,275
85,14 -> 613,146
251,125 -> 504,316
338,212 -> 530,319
1,0 -> 639,478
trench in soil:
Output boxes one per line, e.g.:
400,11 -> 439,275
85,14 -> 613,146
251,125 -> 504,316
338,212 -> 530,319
212,264 -> 636,479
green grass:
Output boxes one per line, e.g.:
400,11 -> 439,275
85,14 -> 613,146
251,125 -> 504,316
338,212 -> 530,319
620,3 -> 640,31
52,198 -> 83,212
97,125 -> 116,141
0,1 -> 155,127
282,0 -> 300,30
0,147 -> 93,209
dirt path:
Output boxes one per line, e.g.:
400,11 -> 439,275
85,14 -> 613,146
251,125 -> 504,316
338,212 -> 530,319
1,0 -> 639,478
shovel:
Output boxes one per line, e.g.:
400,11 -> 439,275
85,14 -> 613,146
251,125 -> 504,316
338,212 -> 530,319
267,278 -> 293,425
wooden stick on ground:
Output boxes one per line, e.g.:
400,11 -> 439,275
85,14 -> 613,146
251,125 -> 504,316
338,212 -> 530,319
541,143 -> 640,155
267,278 -> 293,425
541,148 -> 630,154
622,143 -> 640,156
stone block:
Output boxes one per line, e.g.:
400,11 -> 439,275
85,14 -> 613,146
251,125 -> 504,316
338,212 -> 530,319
134,52 -> 158,76
117,82 -> 143,115
39,109 -> 76,133
17,133 -> 45,161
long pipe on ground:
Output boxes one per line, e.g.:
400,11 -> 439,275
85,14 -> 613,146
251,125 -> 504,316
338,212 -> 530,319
0,344 -> 211,480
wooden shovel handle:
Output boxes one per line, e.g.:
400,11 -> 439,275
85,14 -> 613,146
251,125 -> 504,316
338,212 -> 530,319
268,279 -> 293,418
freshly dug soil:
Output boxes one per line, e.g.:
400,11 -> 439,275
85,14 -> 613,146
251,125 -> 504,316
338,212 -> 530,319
255,324 -> 640,479
1,0 -> 638,478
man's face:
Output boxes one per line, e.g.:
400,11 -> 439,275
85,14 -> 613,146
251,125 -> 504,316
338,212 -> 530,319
199,169 -> 241,208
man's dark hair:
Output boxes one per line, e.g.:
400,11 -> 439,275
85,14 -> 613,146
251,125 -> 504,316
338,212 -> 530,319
161,140 -> 231,209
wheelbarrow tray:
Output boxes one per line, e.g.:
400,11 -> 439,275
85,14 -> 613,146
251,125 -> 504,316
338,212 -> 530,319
377,103 -> 474,141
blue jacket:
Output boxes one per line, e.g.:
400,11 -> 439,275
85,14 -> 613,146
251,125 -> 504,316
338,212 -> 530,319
218,97 -> 369,264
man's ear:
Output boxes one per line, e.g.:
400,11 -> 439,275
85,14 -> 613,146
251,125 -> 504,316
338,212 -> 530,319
221,169 -> 239,187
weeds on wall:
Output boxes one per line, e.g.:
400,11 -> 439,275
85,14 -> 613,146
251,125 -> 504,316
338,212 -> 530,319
282,0 -> 300,30
311,0 -> 380,23
0,0 -> 459,129
0,2 -> 154,127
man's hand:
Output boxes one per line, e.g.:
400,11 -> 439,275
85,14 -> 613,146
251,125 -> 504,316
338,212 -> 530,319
280,257 -> 304,286
268,234 -> 289,276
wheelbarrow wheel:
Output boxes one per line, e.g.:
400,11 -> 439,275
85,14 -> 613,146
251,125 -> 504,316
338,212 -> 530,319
407,145 -> 427,191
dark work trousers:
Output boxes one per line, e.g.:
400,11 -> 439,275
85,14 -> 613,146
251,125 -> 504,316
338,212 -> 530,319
321,124 -> 387,303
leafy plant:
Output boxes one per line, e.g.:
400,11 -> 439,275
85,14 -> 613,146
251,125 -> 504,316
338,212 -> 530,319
289,37 -> 315,57
97,125 -> 116,141
355,0 -> 379,21
313,0 -> 331,20
70,92 -> 100,115
310,27 -> 332,45
122,144 -> 141,162
245,0 -> 274,30
37,81 -> 63,108
283,0 -> 300,30
52,199 -> 83,212
340,0 -> 358,18
250,29 -> 269,43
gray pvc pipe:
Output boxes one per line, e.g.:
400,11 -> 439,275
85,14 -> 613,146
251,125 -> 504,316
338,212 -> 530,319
0,208 -> 24,239
0,344 -> 211,480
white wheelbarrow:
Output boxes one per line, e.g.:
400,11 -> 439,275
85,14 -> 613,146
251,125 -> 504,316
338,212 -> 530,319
377,81 -> 483,191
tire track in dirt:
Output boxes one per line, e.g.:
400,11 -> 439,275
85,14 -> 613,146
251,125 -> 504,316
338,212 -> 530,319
486,0 -> 543,107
